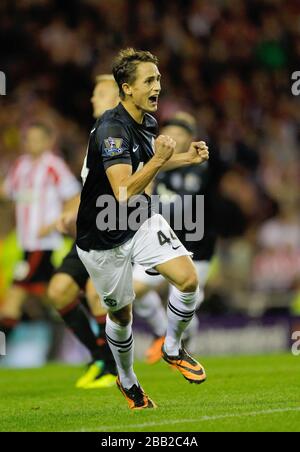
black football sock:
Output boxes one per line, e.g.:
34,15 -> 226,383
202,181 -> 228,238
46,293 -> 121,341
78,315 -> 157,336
95,315 -> 117,375
58,300 -> 104,362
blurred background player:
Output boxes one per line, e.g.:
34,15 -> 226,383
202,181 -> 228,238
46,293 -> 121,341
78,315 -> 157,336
133,111 -> 224,361
47,74 -> 120,388
0,123 -> 81,347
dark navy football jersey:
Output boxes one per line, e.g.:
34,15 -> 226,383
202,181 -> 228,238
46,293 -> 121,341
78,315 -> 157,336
76,103 -> 158,251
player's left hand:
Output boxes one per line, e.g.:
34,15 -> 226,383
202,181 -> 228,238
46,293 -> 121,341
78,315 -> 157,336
187,141 -> 209,164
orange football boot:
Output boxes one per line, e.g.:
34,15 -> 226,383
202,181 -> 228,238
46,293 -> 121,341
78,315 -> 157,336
116,377 -> 157,410
162,345 -> 206,384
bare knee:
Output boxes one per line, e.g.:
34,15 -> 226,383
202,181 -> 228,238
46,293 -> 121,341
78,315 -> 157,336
156,256 -> 199,294
176,271 -> 199,293
47,274 -> 79,310
109,304 -> 132,327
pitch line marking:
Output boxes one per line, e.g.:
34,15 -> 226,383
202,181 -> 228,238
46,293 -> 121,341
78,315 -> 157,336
88,407 -> 300,431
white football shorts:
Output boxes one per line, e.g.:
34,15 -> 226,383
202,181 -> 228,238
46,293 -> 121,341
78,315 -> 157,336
77,214 -> 192,311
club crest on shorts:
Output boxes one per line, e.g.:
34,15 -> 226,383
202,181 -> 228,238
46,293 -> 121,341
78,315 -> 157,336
103,137 -> 124,157
103,297 -> 118,308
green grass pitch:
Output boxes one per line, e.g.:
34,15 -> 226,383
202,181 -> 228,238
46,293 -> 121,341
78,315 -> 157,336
0,353 -> 299,432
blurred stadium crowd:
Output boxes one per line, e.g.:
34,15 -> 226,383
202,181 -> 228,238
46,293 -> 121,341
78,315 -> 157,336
1,0 -> 300,343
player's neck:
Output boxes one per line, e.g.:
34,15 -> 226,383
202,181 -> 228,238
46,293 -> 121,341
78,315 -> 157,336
121,100 -> 145,124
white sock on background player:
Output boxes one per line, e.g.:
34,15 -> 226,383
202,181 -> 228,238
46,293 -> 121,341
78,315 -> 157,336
134,291 -> 167,337
164,286 -> 199,356
105,315 -> 138,389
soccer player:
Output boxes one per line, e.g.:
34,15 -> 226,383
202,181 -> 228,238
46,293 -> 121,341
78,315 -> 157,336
47,75 -> 120,388
134,112 -> 221,362
0,122 -> 81,344
76,48 -> 209,409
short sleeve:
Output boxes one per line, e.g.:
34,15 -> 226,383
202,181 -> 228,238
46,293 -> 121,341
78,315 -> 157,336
97,122 -> 132,171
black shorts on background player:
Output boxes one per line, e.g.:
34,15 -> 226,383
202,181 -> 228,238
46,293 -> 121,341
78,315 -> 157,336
55,242 -> 89,289
13,250 -> 54,295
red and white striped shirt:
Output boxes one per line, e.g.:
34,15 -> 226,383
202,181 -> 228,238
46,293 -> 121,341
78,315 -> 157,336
4,151 -> 81,251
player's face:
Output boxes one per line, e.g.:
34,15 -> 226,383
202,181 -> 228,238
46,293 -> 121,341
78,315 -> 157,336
161,125 -> 192,154
129,62 -> 161,113
25,127 -> 52,157
91,81 -> 119,118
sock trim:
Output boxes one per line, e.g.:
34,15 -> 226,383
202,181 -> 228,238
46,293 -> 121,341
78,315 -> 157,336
106,335 -> 133,353
168,301 -> 195,319
106,333 -> 133,349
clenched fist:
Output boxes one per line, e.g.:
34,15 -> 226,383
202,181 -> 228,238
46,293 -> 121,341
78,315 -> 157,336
187,141 -> 209,165
154,135 -> 176,163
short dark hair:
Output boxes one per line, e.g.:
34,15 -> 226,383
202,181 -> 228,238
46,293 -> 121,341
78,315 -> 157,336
163,111 -> 197,136
163,118 -> 196,136
112,48 -> 158,99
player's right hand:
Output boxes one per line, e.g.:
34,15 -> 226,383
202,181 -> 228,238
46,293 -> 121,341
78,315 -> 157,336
154,135 -> 176,163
